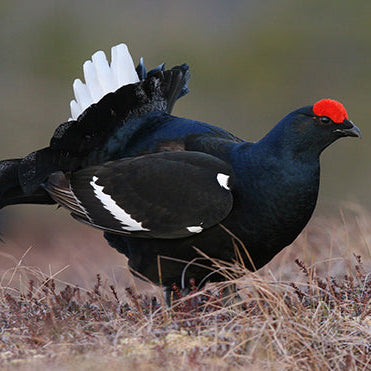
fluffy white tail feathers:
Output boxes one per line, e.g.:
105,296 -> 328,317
69,43 -> 140,120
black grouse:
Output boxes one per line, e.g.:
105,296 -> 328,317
0,43 -> 360,292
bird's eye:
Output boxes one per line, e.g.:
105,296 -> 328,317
320,116 -> 331,124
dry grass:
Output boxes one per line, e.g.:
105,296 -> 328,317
0,258 -> 370,370
0,204 -> 370,370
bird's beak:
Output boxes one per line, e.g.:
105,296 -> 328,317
334,120 -> 361,138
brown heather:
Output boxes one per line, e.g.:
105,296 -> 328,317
0,205 -> 370,370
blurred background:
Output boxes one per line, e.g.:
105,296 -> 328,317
0,0 -> 370,290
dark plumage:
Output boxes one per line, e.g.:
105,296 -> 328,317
0,44 -> 360,293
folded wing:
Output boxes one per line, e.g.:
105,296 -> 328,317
44,151 -> 233,239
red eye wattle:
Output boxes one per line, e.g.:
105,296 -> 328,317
313,99 -> 348,124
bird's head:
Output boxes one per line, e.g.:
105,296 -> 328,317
311,99 -> 360,138
268,99 -> 361,156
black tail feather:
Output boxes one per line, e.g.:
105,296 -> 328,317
18,147 -> 60,195
0,159 -> 22,208
0,186 -> 55,209
0,157 -> 55,209
136,58 -> 190,108
146,63 -> 190,113
49,64 -> 191,155
0,159 -> 22,194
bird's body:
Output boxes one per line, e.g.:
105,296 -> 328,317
0,43 -> 360,291
101,110 -> 322,286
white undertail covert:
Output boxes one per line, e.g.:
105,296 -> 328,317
70,43 -> 140,120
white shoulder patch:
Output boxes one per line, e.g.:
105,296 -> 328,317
90,176 -> 149,232
186,226 -> 203,233
69,43 -> 140,120
217,173 -> 230,190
